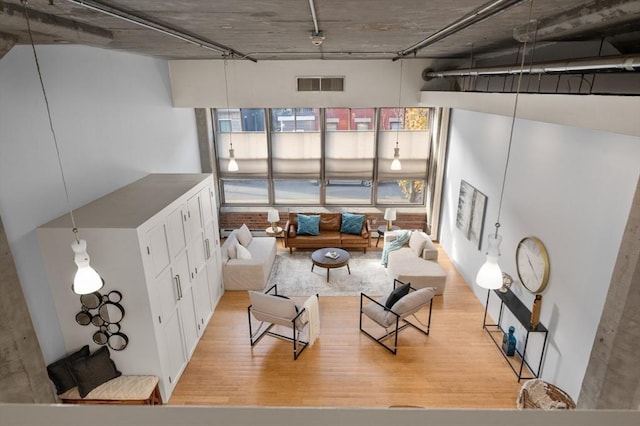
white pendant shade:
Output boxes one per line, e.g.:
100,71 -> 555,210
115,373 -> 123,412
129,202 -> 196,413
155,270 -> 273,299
228,148 -> 239,172
390,146 -> 402,170
71,239 -> 104,295
476,234 -> 503,289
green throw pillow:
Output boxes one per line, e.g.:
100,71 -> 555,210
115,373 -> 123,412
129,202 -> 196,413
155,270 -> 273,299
297,214 -> 320,235
340,212 -> 365,235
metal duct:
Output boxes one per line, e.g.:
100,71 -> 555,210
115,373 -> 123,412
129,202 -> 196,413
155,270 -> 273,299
423,55 -> 640,79
395,0 -> 526,60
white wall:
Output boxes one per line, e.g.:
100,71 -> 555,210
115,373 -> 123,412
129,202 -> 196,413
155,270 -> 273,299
0,45 -> 201,362
420,91 -> 640,138
440,108 -> 640,400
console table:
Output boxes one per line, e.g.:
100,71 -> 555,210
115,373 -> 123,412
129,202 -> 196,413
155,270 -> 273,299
483,288 -> 548,382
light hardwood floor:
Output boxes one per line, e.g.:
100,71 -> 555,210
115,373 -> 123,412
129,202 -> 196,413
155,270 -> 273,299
168,243 -> 523,408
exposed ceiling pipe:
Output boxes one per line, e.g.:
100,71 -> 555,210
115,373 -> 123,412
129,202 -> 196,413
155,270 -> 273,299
308,0 -> 320,35
395,0 -> 527,60
422,54 -> 640,79
308,0 -> 325,46
66,0 -> 257,62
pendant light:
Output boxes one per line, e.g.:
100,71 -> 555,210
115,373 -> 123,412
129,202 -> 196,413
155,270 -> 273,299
223,58 -> 239,172
390,59 -> 403,171
476,4 -> 536,290
22,1 -> 104,295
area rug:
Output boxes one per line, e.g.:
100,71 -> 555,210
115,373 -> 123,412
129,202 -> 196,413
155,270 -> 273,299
268,250 -> 394,296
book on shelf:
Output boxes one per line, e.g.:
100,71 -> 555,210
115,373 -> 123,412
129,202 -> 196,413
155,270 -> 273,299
325,251 -> 339,259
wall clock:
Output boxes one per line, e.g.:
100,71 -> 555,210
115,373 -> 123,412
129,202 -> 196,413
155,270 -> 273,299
515,236 -> 550,294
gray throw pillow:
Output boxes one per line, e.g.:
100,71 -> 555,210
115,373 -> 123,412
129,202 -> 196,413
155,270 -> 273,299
236,224 -> 252,247
408,231 -> 426,256
46,345 -> 90,395
70,346 -> 121,398
226,236 -> 238,259
390,287 -> 436,316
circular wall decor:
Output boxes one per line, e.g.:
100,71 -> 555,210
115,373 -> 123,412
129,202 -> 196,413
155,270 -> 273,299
516,236 -> 550,294
75,289 -> 128,351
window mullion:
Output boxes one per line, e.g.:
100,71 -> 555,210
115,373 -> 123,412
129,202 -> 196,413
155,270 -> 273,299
319,108 -> 326,205
372,107 -> 381,205
265,107 -> 275,204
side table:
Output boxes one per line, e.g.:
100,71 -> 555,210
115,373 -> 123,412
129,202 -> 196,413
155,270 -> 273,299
265,226 -> 283,247
265,226 -> 283,237
376,225 -> 400,247
483,288 -> 548,382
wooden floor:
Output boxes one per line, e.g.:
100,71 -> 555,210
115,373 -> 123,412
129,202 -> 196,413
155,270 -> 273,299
168,243 -> 523,408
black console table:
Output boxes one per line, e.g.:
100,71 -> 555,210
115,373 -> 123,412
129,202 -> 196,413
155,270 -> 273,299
483,288 -> 548,382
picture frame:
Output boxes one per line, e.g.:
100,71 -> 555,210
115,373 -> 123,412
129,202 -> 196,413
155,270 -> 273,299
456,180 -> 487,250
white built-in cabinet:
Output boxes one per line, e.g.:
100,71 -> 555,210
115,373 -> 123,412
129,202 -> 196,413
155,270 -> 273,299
37,174 -> 223,402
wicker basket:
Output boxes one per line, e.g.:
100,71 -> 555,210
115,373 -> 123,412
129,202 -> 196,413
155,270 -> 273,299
516,379 -> 576,410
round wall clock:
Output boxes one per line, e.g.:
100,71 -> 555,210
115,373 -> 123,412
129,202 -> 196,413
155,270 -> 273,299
515,236 -> 550,294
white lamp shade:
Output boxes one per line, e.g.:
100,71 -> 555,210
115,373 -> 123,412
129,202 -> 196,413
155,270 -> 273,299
384,208 -> 397,221
267,209 -> 280,223
475,255 -> 503,289
228,157 -> 239,172
475,234 -> 503,289
71,239 -> 104,295
390,157 -> 402,171
390,146 -> 402,170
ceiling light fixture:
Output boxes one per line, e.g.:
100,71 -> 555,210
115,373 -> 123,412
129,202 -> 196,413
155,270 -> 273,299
390,59 -> 403,171
310,31 -> 325,47
66,0 -> 257,62
223,59 -> 239,172
476,2 -> 536,290
22,0 -> 104,295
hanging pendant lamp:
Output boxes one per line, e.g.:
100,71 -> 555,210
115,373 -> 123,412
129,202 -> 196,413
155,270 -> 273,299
391,60 -> 403,171
23,2 -> 104,295
223,58 -> 239,172
475,5 -> 537,290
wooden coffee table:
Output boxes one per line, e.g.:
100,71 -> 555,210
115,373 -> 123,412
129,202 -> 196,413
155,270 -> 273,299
311,248 -> 351,282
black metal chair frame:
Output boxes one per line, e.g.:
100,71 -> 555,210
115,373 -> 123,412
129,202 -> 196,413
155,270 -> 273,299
359,280 -> 433,355
247,284 -> 310,360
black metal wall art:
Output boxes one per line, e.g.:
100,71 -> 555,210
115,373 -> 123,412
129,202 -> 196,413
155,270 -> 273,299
76,290 -> 128,351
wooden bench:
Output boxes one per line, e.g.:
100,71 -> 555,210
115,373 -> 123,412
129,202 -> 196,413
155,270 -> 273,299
59,375 -> 161,405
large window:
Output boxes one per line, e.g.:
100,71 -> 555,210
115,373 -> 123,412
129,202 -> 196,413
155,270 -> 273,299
271,108 -> 320,132
216,109 -> 269,204
214,107 -> 432,206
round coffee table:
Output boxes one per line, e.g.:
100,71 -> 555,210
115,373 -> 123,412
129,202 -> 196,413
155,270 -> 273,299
311,248 -> 351,282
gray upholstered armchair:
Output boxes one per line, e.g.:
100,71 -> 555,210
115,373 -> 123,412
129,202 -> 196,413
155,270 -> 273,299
359,280 -> 435,354
248,284 -> 319,360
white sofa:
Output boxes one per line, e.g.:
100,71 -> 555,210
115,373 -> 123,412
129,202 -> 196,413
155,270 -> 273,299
385,230 -> 447,295
221,225 -> 277,291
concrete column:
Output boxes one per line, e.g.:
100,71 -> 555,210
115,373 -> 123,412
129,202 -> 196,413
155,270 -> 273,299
0,217 -> 55,403
578,176 -> 640,409
195,108 -> 214,173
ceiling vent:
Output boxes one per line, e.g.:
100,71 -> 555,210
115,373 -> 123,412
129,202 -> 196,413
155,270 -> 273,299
297,77 -> 344,92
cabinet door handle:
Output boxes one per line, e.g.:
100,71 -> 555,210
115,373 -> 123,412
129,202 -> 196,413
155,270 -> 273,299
205,238 -> 211,260
175,275 -> 182,300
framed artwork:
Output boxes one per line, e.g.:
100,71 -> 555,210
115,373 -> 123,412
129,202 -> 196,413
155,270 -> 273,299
455,180 -> 474,236
456,180 -> 487,250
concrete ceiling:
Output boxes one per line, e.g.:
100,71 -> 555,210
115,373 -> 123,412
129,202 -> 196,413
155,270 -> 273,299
1,0 -> 639,63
